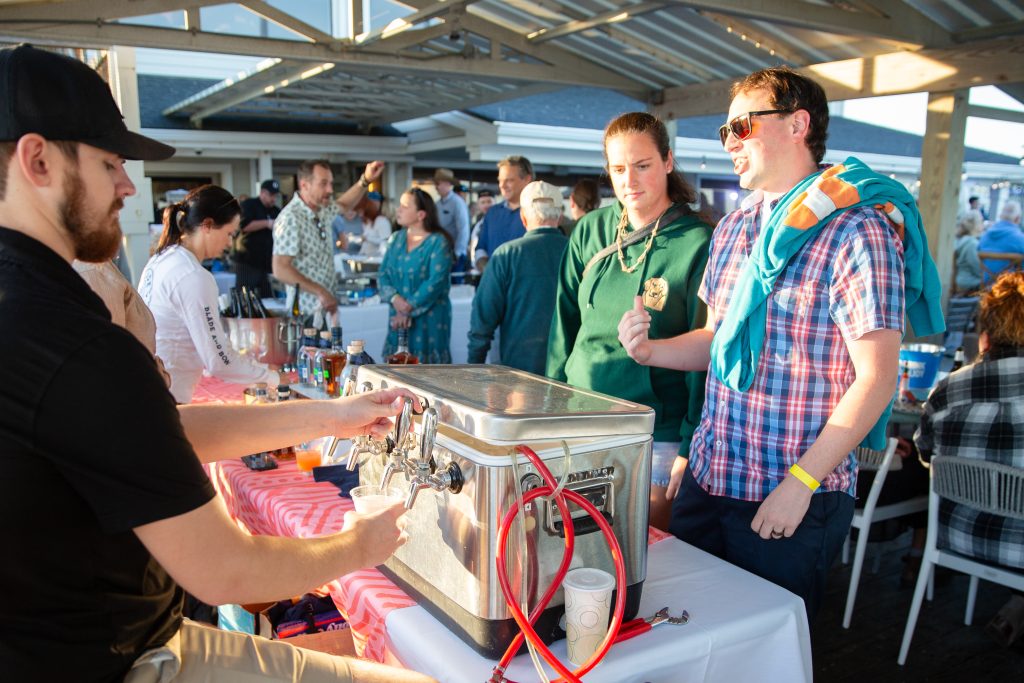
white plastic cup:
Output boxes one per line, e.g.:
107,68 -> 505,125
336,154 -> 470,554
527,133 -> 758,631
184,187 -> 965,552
562,567 -> 614,667
350,485 -> 404,514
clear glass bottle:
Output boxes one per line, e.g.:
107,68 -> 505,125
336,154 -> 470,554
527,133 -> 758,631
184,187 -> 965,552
313,330 -> 332,389
340,339 -> 375,388
386,329 -> 420,365
897,369 -> 912,405
322,326 -> 347,397
297,328 -> 319,385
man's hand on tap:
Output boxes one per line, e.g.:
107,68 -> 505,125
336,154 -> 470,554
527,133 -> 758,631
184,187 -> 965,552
332,388 -> 422,439
342,503 -> 409,568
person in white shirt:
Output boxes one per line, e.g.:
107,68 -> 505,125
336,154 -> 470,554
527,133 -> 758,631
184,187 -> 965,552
359,191 -> 392,256
139,184 -> 279,402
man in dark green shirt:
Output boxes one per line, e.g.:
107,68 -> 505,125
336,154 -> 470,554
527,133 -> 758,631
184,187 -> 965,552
467,181 -> 568,374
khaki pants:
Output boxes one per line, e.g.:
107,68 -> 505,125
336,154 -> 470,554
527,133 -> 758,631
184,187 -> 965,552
125,619 -> 358,683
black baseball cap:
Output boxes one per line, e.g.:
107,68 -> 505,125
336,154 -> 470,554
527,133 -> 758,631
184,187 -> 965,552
0,44 -> 175,161
261,179 -> 281,194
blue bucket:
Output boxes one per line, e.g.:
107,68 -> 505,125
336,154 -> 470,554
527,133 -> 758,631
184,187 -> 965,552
899,344 -> 943,389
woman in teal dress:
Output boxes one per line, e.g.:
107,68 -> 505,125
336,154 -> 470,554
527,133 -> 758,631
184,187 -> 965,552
379,187 -> 454,363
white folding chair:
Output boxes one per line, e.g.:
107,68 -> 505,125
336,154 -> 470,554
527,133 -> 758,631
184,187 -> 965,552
842,438 -> 929,628
898,456 -> 1024,665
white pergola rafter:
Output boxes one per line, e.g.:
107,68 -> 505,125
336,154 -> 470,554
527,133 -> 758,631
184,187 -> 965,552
662,0 -> 950,47
654,36 -> 1024,119
527,1 -> 666,43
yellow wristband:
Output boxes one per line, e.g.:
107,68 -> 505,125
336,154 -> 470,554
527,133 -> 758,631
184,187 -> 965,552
789,464 -> 820,492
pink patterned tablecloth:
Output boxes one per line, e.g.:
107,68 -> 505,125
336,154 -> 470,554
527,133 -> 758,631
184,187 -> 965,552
211,455 -> 673,663
190,376 -> 249,404
208,457 -> 415,661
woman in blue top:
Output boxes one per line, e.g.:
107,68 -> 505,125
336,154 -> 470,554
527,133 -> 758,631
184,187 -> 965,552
379,188 -> 454,363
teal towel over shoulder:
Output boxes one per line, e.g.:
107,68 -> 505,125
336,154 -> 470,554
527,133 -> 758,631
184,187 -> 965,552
709,157 -> 945,450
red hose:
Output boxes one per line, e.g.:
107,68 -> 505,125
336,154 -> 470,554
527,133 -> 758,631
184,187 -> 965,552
491,445 -> 628,683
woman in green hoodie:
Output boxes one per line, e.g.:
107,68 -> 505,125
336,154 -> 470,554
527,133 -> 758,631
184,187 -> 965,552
547,112 -> 712,530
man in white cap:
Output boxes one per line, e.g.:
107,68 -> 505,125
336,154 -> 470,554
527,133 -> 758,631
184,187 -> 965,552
467,180 -> 568,374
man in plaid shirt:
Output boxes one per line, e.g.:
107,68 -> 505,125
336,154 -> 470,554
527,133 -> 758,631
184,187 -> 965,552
619,67 -> 906,618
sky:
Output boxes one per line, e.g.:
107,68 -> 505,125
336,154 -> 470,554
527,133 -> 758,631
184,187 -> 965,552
840,86 -> 1024,159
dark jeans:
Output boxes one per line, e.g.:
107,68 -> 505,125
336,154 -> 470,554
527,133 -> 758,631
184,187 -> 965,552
669,467 -> 854,621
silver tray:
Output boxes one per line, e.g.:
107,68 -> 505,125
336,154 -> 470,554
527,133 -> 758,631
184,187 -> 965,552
356,365 -> 654,443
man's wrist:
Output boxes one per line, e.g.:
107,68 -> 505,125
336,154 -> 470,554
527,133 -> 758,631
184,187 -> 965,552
358,174 -> 370,189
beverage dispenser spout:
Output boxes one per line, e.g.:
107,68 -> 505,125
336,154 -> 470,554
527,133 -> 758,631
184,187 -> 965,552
345,382 -> 384,471
379,397 -> 415,491
402,407 -> 463,509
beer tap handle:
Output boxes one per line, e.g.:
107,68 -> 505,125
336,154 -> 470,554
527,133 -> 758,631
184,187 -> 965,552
392,398 -> 414,452
418,407 -> 438,469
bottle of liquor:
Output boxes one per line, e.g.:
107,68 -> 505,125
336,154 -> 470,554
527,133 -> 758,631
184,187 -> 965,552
386,329 -> 419,365
248,288 -> 268,318
239,285 -> 254,318
290,283 -> 302,320
313,330 -> 332,389
950,346 -> 966,373
897,369 -> 912,405
323,326 -> 348,397
297,328 -> 319,385
340,339 -> 375,388
228,287 -> 243,318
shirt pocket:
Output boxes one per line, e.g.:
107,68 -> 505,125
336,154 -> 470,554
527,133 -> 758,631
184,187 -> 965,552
771,280 -> 823,321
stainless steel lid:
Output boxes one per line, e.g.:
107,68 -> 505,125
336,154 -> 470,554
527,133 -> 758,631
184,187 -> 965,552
356,365 -> 654,443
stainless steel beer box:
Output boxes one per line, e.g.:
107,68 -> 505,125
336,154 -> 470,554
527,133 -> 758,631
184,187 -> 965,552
354,365 -> 654,658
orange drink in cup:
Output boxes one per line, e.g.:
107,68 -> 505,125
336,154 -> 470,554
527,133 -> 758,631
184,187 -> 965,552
295,449 -> 321,474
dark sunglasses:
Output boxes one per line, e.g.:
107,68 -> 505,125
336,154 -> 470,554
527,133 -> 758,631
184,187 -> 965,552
718,109 -> 793,146
314,218 -> 326,241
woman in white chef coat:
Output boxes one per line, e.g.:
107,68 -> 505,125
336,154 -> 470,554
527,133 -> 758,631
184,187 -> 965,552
140,184 -> 279,402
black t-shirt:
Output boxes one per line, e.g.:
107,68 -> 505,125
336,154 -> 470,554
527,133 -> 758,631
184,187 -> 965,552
0,227 -> 216,682
233,196 -> 280,270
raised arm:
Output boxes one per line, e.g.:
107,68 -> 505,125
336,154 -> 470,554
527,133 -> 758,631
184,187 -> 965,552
618,295 -> 715,372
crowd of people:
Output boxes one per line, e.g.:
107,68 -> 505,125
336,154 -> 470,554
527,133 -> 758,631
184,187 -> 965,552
3,42 -> 1024,683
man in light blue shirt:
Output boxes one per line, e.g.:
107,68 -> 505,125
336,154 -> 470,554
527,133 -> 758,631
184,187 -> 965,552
979,200 -> 1024,284
434,168 -> 469,273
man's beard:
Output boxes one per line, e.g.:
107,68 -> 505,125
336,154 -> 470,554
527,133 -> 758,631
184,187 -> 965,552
60,166 -> 124,262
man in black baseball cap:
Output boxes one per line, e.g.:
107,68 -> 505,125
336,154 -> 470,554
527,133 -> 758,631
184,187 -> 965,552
0,45 -> 434,683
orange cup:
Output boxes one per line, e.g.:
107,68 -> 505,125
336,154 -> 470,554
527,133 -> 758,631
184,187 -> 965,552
295,449 -> 321,473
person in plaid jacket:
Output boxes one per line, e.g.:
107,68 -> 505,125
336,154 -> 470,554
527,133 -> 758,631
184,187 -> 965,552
915,271 -> 1024,570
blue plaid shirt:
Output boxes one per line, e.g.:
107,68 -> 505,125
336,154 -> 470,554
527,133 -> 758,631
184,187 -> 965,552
689,191 -> 905,501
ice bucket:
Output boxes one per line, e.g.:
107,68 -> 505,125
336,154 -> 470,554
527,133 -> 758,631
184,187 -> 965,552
899,343 -> 943,389
223,316 -> 294,366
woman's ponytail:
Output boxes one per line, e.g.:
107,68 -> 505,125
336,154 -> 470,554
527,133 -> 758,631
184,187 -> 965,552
155,202 -> 186,254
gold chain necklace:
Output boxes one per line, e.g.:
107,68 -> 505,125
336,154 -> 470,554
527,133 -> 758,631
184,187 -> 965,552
616,206 -> 669,274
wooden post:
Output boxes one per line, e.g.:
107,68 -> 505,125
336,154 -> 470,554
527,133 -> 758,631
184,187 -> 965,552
916,88 -> 967,338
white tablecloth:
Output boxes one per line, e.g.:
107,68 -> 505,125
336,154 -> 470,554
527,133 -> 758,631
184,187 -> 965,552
386,538 -> 812,683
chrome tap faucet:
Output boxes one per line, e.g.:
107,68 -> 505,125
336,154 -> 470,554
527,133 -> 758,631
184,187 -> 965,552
345,382 -> 379,471
402,407 -> 462,509
380,397 -> 414,491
